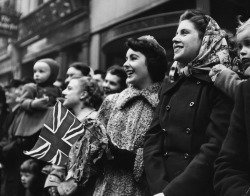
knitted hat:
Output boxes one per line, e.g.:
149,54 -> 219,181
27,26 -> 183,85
37,58 -> 59,86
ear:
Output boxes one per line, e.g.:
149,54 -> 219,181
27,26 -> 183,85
80,91 -> 88,100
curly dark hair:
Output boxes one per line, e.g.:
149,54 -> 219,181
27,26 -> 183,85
125,35 -> 167,83
74,76 -> 103,110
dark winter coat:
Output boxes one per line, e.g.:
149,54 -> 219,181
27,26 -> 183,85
214,79 -> 250,196
143,76 -> 233,196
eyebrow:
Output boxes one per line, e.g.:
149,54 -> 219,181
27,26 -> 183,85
130,53 -> 139,57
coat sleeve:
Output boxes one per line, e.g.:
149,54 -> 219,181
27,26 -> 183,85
214,69 -> 244,100
161,90 -> 233,196
97,93 -> 136,162
19,83 -> 37,111
144,88 -> 169,195
214,81 -> 250,196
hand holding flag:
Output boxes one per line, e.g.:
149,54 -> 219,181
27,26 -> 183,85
24,100 -> 85,166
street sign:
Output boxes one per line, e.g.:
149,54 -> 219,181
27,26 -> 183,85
0,12 -> 19,38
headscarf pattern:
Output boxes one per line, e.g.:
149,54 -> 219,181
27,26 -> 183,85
169,15 -> 230,82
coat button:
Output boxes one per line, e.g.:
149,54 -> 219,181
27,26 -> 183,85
163,152 -> 168,157
189,102 -> 195,107
184,153 -> 190,159
197,81 -> 201,85
166,105 -> 171,111
186,128 -> 191,134
162,129 -> 167,134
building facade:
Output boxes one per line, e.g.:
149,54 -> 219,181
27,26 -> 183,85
0,0 -> 249,84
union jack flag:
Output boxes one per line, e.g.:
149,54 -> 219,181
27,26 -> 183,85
24,100 -> 84,166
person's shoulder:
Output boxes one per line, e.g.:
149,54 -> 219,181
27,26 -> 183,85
101,93 -> 120,108
104,93 -> 120,102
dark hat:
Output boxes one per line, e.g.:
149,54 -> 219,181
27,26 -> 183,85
4,79 -> 23,89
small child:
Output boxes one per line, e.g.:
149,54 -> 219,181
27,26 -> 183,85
20,58 -> 61,110
209,18 -> 250,100
14,58 -> 61,138
20,159 -> 47,196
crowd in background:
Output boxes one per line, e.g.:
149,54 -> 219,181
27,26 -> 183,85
0,8 -> 249,196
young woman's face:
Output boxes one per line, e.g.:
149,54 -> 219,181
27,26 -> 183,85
20,172 -> 35,189
172,20 -> 202,64
62,79 -> 83,109
65,67 -> 83,84
237,27 -> 250,75
33,62 -> 51,84
123,48 -> 152,89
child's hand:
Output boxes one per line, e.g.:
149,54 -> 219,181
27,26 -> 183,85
31,97 -> 49,109
209,64 -> 227,82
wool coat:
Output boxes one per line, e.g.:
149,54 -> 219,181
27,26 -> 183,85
143,76 -> 233,196
93,83 -> 160,196
214,79 -> 250,196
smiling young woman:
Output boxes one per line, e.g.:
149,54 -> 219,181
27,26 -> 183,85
172,20 -> 202,64
143,9 -> 233,196
92,35 -> 167,196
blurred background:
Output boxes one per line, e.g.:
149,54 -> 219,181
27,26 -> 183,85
0,0 -> 249,85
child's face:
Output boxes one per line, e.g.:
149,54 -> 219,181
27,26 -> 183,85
20,172 -> 35,188
237,28 -> 250,75
33,62 -> 51,84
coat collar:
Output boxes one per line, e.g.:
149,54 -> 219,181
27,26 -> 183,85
162,74 -> 210,95
116,83 -> 161,109
161,77 -> 184,95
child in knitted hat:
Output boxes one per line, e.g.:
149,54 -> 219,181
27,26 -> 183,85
20,58 -> 61,110
14,58 -> 61,138
209,18 -> 250,100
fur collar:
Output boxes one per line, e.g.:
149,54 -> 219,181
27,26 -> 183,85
116,83 -> 161,109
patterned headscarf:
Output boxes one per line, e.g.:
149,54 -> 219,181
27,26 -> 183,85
169,15 -> 230,83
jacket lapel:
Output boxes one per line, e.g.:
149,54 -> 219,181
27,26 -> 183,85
161,77 -> 184,95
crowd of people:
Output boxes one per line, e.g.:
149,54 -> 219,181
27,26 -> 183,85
0,8 -> 249,196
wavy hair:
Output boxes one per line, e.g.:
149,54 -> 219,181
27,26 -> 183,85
72,76 -> 103,110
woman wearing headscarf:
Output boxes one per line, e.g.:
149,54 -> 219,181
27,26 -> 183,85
143,9 -> 233,196
92,35 -> 167,196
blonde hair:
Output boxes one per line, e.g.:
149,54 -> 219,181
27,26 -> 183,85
71,76 -> 103,110
236,17 -> 250,35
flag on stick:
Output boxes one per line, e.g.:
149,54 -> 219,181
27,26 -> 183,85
25,100 -> 84,166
